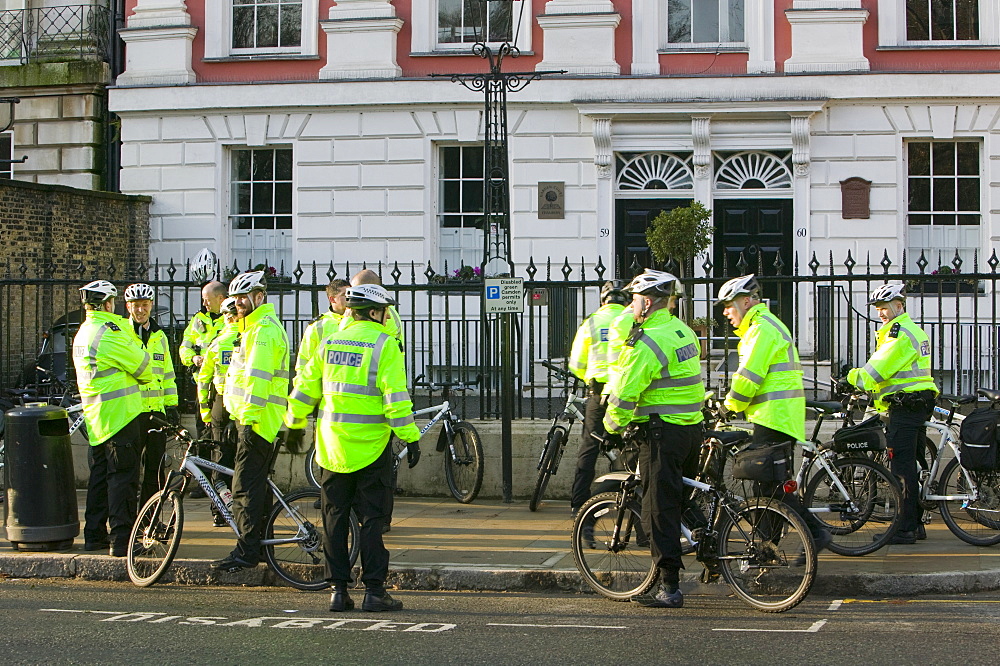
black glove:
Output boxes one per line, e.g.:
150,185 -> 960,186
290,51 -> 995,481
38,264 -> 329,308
835,378 -> 855,396
282,428 -> 305,454
407,441 -> 421,469
165,406 -> 181,426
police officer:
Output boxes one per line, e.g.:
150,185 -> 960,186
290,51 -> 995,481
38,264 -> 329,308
843,283 -> 938,544
567,280 -> 628,514
603,270 -> 705,609
340,270 -> 404,350
197,296 -> 240,526
213,271 -> 289,571
124,283 -> 180,508
179,281 -> 227,370
73,280 -> 154,556
716,274 -> 832,550
284,284 -> 420,613
296,278 -> 350,374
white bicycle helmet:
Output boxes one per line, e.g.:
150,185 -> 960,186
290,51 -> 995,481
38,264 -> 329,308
190,248 -> 217,283
625,270 -> 683,298
346,284 -> 396,309
715,274 -> 760,305
229,270 -> 267,296
79,280 -> 117,305
868,282 -> 906,305
123,283 -> 155,302
220,296 -> 238,316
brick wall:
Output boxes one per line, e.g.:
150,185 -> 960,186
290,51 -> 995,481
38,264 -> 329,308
0,179 -> 151,387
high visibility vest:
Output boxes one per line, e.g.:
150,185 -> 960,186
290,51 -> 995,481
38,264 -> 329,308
286,319 -> 420,473
724,303 -> 805,442
197,321 -> 238,422
72,309 -> 154,445
848,312 -> 938,412
603,309 -> 705,431
603,308 -> 638,396
129,319 -> 178,414
223,303 -> 289,442
296,310 -> 343,374
179,310 -> 224,367
340,305 -> 404,351
568,303 -> 625,383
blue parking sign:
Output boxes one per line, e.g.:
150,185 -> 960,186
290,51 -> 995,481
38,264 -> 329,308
486,285 -> 500,299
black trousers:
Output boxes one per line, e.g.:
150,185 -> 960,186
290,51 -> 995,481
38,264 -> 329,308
84,417 -> 141,547
571,385 -> 608,510
231,422 -> 274,564
639,420 -> 702,588
210,392 -> 236,485
321,441 -> 393,589
887,400 -> 933,533
750,424 -> 827,539
136,411 -> 166,508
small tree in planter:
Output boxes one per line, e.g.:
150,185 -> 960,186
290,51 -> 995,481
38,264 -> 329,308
645,201 -> 714,320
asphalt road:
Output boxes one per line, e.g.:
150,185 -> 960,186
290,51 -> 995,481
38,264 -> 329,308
1,579 -> 999,665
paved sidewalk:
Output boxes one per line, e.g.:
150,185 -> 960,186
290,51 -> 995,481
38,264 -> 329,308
2,492 -> 999,596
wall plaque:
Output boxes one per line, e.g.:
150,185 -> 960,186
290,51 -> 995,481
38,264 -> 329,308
538,182 -> 565,220
841,177 -> 871,219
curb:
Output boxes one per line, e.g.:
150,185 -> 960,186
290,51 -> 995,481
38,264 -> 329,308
3,553 -> 1000,597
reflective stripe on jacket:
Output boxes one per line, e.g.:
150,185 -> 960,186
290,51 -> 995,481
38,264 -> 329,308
568,303 -> 625,383
197,322 -> 239,422
296,311 -> 343,374
285,319 -> 421,473
603,309 -> 638,396
847,312 -> 938,412
130,320 -> 178,413
179,311 -> 224,367
603,309 -> 705,431
223,303 -> 289,442
724,303 -> 805,442
72,310 -> 154,444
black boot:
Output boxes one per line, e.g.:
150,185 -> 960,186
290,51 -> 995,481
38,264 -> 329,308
329,586 -> 354,612
362,588 -> 403,612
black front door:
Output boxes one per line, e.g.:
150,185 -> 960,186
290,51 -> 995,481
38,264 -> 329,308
713,198 -> 794,324
615,198 -> 692,277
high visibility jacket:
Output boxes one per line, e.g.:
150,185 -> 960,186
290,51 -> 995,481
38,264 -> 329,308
197,321 -> 239,422
568,303 -> 625,383
340,305 -> 404,351
286,320 -> 420,473
725,303 -> 805,442
72,309 -> 154,445
129,319 -> 178,414
296,310 -> 343,374
603,308 -> 638,396
603,309 -> 705,432
848,312 -> 938,412
223,303 -> 289,442
179,310 -> 224,366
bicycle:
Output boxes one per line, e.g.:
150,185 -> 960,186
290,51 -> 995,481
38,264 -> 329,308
573,428 -> 817,613
127,415 -> 360,589
304,376 -> 484,504
917,388 -> 1000,546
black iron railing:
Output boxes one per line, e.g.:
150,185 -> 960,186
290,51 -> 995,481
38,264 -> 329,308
0,5 -> 112,65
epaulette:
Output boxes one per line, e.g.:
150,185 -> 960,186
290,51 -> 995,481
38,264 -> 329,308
105,321 -> 120,332
626,323 -> 644,347
309,313 -> 326,324
889,323 -> 900,338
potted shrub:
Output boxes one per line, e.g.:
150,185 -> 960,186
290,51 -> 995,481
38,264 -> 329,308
645,201 -> 714,318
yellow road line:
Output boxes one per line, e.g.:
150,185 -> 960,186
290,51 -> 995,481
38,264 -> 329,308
843,598 -> 1000,604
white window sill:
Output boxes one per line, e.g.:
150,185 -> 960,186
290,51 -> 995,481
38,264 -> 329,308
659,44 -> 748,54
877,43 -> 1000,50
204,54 -> 321,62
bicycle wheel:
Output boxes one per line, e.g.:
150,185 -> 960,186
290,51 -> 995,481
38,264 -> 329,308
572,492 -> 657,601
529,427 -> 565,512
264,489 -> 359,590
304,445 -> 323,490
127,490 -> 184,587
938,459 -> 1000,546
717,498 -> 816,613
444,421 -> 484,504
804,456 -> 903,556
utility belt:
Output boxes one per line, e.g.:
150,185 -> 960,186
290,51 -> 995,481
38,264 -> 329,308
588,379 -> 605,397
629,413 -> 702,444
886,389 -> 936,413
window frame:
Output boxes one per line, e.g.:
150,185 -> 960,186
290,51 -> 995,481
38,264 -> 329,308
659,0 -> 748,52
410,0 -> 532,56
204,0 -> 319,60
436,142 -> 487,272
878,0 -> 1000,47
0,131 -> 12,180
227,145 -> 296,271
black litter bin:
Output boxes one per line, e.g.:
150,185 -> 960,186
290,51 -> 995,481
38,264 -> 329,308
3,405 -> 79,551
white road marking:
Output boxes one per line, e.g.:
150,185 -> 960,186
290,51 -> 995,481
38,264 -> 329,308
828,600 -> 843,612
41,609 -> 120,615
713,620 -> 827,633
486,622 -> 628,629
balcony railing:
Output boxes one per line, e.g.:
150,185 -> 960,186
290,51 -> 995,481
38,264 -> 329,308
0,5 -> 111,65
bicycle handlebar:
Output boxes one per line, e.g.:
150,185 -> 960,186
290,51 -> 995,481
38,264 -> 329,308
412,374 -> 481,392
540,360 -> 577,384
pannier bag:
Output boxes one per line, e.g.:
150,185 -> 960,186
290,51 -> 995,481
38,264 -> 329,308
958,407 -> 1000,472
831,415 -> 887,454
732,442 -> 791,483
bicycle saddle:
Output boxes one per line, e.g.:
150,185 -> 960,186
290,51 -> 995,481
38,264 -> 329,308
806,400 -> 843,414
707,430 -> 751,445
976,388 -> 1000,403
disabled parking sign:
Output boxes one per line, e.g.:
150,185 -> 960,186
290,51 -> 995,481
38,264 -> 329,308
483,277 -> 524,313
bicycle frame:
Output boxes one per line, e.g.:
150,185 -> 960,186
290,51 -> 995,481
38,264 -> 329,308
392,401 -> 455,467
920,419 -> 978,503
536,390 -> 586,469
793,439 -> 864,516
